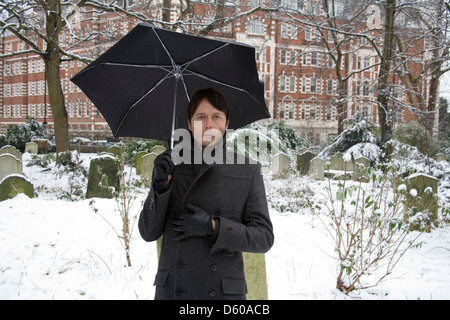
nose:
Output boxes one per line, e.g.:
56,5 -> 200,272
205,116 -> 213,129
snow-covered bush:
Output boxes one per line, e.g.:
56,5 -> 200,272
5,117 -> 47,152
318,119 -> 379,160
122,138 -> 168,164
321,166 -> 425,294
227,121 -> 310,167
53,150 -> 88,201
393,121 -> 437,156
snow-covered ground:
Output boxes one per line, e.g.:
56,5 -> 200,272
0,152 -> 449,300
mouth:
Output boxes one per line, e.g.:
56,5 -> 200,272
203,134 -> 215,142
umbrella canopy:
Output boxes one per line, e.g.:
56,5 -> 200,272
71,23 -> 270,144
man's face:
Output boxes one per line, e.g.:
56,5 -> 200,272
188,98 -> 229,149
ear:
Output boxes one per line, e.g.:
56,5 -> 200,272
188,119 -> 192,132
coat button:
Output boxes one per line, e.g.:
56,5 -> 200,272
214,209 -> 222,216
210,264 -> 218,272
176,260 -> 185,269
209,290 -> 216,298
175,287 -> 184,296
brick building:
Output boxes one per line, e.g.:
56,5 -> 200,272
0,1 -> 435,145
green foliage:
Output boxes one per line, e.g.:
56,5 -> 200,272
267,121 -> 310,151
318,120 -> 378,159
5,117 -> 47,152
393,121 -> 437,156
122,138 -> 168,164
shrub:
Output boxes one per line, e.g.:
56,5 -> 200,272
393,121 -> 437,156
5,117 -> 47,152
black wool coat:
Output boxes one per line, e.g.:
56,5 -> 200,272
138,147 -> 274,300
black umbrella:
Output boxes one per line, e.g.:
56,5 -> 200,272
71,23 -> 270,147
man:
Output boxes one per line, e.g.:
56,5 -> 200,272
138,88 -> 274,300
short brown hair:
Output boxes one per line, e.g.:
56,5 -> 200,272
187,88 -> 229,123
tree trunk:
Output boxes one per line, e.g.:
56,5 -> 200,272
377,0 -> 396,145
45,5 -> 70,153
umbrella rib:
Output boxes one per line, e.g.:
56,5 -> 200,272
151,28 -> 179,75
113,72 -> 173,137
183,69 -> 259,103
181,43 -> 230,72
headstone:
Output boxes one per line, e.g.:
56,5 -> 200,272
86,155 -> 120,199
353,157 -> 370,182
25,142 -> 39,154
0,154 -> 23,181
330,153 -> 343,170
151,145 -> 167,155
404,173 -> 439,231
243,252 -> 268,300
107,145 -> 121,157
32,139 -> 49,154
436,153 -> 445,162
141,152 -> 159,180
0,145 -> 22,161
0,175 -> 34,201
296,151 -> 314,175
272,153 -> 290,178
135,151 -> 149,175
308,157 -> 325,180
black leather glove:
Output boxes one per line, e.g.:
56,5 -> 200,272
152,149 -> 174,193
172,202 -> 213,241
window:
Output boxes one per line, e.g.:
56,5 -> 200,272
282,0 -> 297,10
301,104 -> 305,119
305,26 -> 311,41
327,105 -> 332,120
327,79 -> 333,95
289,50 -> 296,65
289,103 -> 295,119
289,76 -> 296,92
278,103 -> 285,119
363,81 -> 370,96
280,75 -> 286,92
310,105 -> 316,119
248,19 -> 264,35
311,52 -> 317,65
328,57 -> 334,68
302,76 -> 306,92
280,49 -> 286,64
310,77 -> 317,93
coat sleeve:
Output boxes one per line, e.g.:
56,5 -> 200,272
211,163 -> 274,254
138,182 -> 171,242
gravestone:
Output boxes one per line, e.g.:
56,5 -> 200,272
86,155 -> 120,199
0,154 -> 23,181
156,238 -> 268,300
243,252 -> 269,300
0,145 -> 22,161
296,151 -> 315,175
272,153 -> 290,178
141,152 -> 159,180
135,151 -> 148,175
436,153 -> 445,162
308,157 -> 325,180
32,139 -> 48,153
151,145 -> 167,155
330,153 -> 343,170
25,142 -> 39,154
404,173 -> 439,231
107,145 -> 121,157
0,175 -> 34,201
